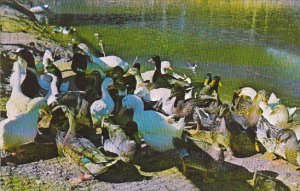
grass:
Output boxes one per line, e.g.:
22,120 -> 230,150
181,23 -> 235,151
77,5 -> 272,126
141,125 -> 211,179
75,26 -> 284,68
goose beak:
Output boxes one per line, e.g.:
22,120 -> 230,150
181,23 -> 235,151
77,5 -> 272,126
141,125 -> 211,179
148,58 -> 155,64
123,71 -> 131,77
11,54 -> 17,61
209,80 -> 216,86
49,56 -> 54,62
167,66 -> 173,71
108,84 -> 115,90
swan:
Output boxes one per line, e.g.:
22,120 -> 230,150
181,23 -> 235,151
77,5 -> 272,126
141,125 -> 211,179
90,78 -> 115,128
121,95 -> 185,152
0,97 -> 46,150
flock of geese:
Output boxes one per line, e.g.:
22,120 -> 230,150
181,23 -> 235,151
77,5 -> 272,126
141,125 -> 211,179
0,42 -> 300,170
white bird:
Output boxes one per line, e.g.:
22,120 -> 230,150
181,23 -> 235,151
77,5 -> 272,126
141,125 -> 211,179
77,43 -> 129,72
29,4 -> 49,13
122,95 -> 185,152
6,55 -> 31,117
186,62 -> 198,74
134,87 -> 171,102
45,74 -> 59,106
0,97 -> 46,150
90,78 -> 115,128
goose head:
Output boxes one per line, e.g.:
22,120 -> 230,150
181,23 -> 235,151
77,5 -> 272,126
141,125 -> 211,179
122,95 -> 144,112
77,43 -> 91,56
148,55 -> 161,66
43,49 -> 54,68
101,77 -> 114,90
276,129 -> 298,145
204,73 -> 212,86
123,67 -> 139,77
254,90 -> 267,105
238,87 -> 257,100
27,97 -> 47,112
161,61 -> 173,74
209,76 -> 222,87
14,48 -> 35,69
270,104 -> 288,115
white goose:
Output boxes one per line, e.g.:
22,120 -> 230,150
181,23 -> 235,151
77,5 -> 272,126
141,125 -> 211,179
77,43 -> 129,73
6,55 -> 31,117
90,78 -> 115,128
0,97 -> 46,150
122,95 -> 185,152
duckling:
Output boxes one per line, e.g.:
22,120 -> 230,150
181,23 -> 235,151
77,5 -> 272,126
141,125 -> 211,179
0,97 -> 46,150
121,95 -> 185,152
276,129 -> 300,167
90,78 -> 115,128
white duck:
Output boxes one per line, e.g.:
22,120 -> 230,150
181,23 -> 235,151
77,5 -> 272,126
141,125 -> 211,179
77,43 -> 129,73
6,54 -> 31,117
122,95 -> 185,152
0,97 -> 46,150
90,78 -> 115,128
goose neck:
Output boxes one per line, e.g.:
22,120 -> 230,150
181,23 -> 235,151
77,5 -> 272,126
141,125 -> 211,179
135,72 -> 144,84
101,86 -> 111,100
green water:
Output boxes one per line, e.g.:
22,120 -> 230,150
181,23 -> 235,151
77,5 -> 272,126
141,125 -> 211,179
47,0 -> 300,105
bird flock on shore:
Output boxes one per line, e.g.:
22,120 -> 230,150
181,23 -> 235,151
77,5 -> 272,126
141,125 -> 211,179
0,38 -> 300,172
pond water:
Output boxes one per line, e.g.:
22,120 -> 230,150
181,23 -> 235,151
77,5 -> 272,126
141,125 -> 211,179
45,0 -> 300,105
